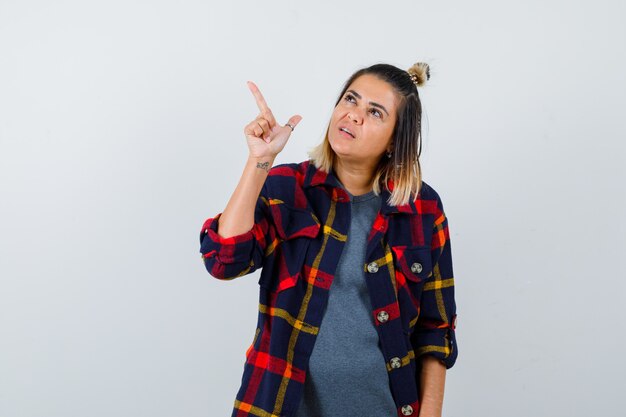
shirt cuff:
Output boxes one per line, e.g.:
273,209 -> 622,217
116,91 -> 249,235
413,315 -> 458,369
199,212 -> 256,265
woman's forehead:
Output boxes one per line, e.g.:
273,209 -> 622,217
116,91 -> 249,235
347,74 -> 398,110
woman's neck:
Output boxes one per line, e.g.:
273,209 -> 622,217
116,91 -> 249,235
333,158 -> 376,196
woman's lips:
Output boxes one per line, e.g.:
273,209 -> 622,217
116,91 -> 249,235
338,127 -> 355,139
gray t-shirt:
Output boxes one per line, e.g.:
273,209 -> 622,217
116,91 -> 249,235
293,188 -> 397,416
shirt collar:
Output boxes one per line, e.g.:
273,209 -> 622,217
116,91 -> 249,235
302,159 -> 419,215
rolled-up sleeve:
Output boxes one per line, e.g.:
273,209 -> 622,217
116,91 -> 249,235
411,194 -> 458,369
199,184 -> 277,280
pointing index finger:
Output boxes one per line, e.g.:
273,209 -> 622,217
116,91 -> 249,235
247,80 -> 276,127
247,81 -> 270,113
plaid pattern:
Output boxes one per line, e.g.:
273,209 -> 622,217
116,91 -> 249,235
199,160 -> 457,417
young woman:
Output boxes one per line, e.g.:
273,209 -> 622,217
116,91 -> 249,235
200,62 -> 458,417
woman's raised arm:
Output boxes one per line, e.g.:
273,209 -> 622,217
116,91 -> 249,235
216,81 -> 302,238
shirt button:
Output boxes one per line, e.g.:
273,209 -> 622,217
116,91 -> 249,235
410,262 -> 423,274
401,405 -> 414,415
389,356 -> 402,369
376,311 -> 389,323
367,261 -> 379,273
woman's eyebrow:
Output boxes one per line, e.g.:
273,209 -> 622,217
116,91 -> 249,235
346,89 -> 389,116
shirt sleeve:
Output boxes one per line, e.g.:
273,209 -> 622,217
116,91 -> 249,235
411,193 -> 458,369
198,183 -> 277,280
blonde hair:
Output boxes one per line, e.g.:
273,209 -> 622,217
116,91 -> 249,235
307,61 -> 430,207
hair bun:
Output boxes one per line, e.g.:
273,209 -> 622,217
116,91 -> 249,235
407,62 -> 430,87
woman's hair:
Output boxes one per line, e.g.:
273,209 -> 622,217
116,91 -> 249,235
307,62 -> 430,207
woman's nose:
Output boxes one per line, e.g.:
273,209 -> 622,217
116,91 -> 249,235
347,111 -> 362,124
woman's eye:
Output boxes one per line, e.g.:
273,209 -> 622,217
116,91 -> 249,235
344,94 -> 356,103
370,109 -> 382,118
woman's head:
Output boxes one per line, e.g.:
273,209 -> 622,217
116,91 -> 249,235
308,62 -> 430,206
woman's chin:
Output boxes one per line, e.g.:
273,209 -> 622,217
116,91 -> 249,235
329,140 -> 351,157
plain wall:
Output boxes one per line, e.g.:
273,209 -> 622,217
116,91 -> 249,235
1,0 -> 625,416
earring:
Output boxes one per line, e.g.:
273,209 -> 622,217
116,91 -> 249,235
386,150 -> 392,158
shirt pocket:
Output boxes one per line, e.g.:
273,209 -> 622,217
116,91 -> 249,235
392,245 -> 433,293
257,202 -> 321,293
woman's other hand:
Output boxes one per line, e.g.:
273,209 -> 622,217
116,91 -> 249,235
244,81 -> 302,159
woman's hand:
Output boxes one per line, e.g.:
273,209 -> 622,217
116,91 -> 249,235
244,81 -> 302,159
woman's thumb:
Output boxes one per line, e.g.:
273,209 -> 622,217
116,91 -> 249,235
286,115 -> 303,130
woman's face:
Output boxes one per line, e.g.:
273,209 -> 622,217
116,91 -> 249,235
328,73 -> 399,164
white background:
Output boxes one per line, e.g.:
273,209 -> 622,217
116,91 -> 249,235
1,1 -> 625,416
